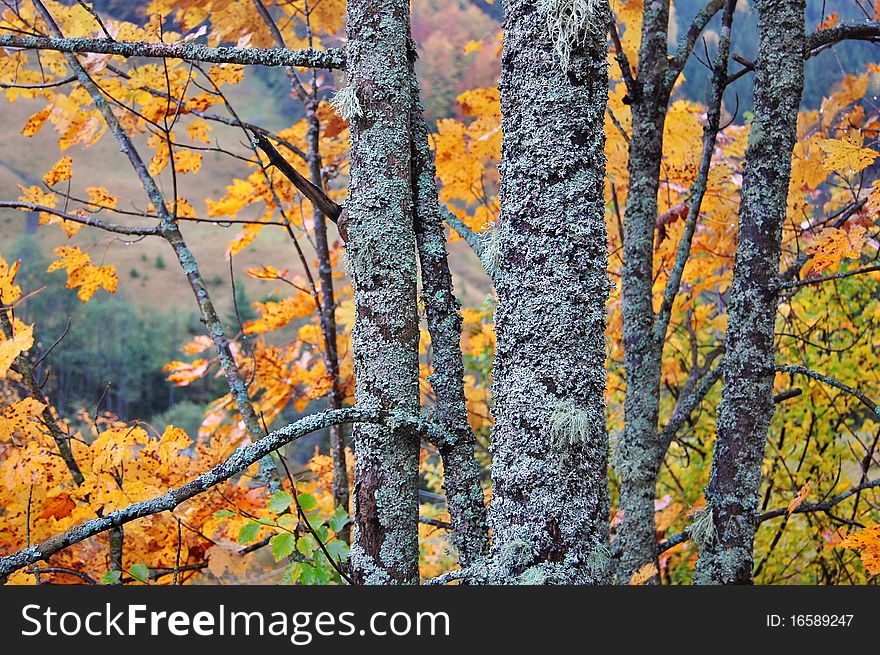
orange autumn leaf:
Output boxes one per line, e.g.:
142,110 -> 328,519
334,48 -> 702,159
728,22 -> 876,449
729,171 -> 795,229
817,12 -> 839,31
85,186 -> 118,210
786,482 -> 811,516
21,106 -> 52,137
630,563 -> 658,585
163,359 -> 211,386
244,295 -> 315,334
839,525 -> 880,575
173,150 -> 202,174
805,225 -> 866,273
43,156 -> 73,186
47,246 -> 118,302
246,265 -> 288,281
38,493 -> 76,521
0,397 -> 47,442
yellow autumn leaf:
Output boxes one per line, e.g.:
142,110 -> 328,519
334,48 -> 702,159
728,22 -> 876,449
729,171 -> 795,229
630,563 -> 658,585
0,397 -> 47,442
85,186 -> 118,210
0,322 -> 33,378
246,265 -> 288,281
463,39 -> 483,54
805,225 -> 867,273
47,246 -> 118,302
163,359 -> 211,386
43,156 -> 74,186
0,256 -> 22,304
186,119 -> 212,144
67,263 -> 118,302
820,133 -> 879,173
21,106 -> 52,137
244,295 -> 315,334
173,150 -> 202,174
208,64 -> 244,86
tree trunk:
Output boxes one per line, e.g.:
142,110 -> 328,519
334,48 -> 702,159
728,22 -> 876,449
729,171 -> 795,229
486,0 -> 612,584
694,0 -> 806,585
613,0 -> 671,585
409,55 -> 490,569
345,0 -> 422,585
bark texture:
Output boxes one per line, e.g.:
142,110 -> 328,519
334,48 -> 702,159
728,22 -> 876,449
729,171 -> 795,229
486,0 -> 612,584
613,0 -> 673,584
694,0 -> 806,585
613,0 -> 727,584
409,56 -> 490,568
345,0 -> 422,585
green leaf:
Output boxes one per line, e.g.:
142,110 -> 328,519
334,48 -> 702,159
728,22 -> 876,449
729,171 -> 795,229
277,514 -> 298,531
270,533 -> 297,562
282,561 -> 302,585
298,562 -> 316,585
329,506 -> 349,533
100,570 -> 121,585
268,491 -> 294,514
128,563 -> 150,583
326,539 -> 350,562
297,493 -> 317,511
297,533 -> 318,557
238,521 -> 261,545
213,508 -> 236,519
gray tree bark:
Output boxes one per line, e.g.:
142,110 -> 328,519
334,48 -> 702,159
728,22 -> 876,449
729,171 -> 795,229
409,55 -> 490,569
694,0 -> 806,585
613,0 -> 672,584
612,0 -> 726,584
485,0 -> 612,584
345,0 -> 422,584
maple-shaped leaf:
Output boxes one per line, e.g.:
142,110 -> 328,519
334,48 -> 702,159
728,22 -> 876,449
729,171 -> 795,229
0,397 -> 47,442
805,225 -> 867,273
47,246 -> 118,302
244,294 -> 315,334
186,119 -> 212,144
38,493 -> 76,521
173,150 -> 202,174
85,186 -> 118,210
0,255 -> 22,304
839,525 -> 880,575
820,133 -> 879,173
817,12 -> 839,30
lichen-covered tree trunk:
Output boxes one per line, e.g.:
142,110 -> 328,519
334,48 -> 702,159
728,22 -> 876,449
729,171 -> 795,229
345,0 -> 422,585
486,0 -> 612,584
409,58 -> 490,568
613,0 -> 671,585
694,0 -> 805,585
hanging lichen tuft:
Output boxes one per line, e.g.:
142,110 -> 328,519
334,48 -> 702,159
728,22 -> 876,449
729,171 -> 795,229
540,0 -> 596,70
